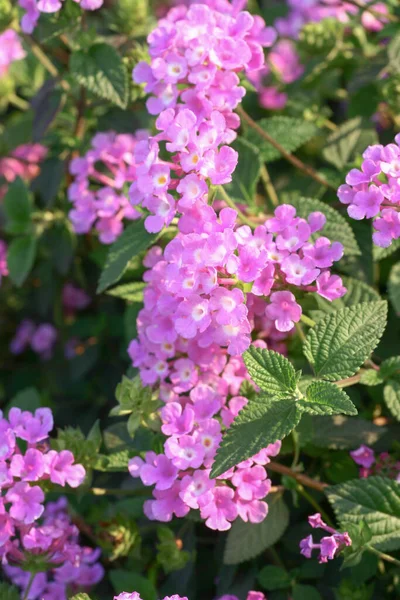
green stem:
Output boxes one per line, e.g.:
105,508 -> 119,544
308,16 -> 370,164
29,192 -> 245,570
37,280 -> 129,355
9,93 -> 29,110
218,185 -> 256,228
336,373 -> 361,388
295,321 -> 306,343
367,545 -> 400,568
300,314 -> 316,328
260,164 -> 279,208
23,35 -> 70,91
296,484 -> 334,527
23,572 -> 36,600
291,430 -> 300,469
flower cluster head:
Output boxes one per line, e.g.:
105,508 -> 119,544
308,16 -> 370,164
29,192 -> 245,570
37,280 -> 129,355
4,497 -> 104,600
300,513 -> 352,564
18,0 -> 103,34
0,143 -> 47,199
68,131 -> 146,244
0,30 -> 26,78
219,593 -> 265,600
10,320 -> 57,360
338,133 -> 400,248
0,406 -> 86,564
0,240 -> 8,286
113,589 -> 264,600
129,0 -> 275,232
350,445 -> 400,481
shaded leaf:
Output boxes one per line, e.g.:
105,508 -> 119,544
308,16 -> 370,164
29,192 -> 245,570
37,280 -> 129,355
7,235 -> 37,287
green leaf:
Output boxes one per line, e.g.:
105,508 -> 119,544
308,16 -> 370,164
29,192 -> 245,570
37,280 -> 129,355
7,235 -> 37,287
244,116 -> 319,163
373,237 -> 400,261
94,449 -> 131,471
383,381 -> 400,421
288,196 -> 360,256
257,565 -> 291,591
292,584 -> 322,600
3,177 -> 32,234
298,380 -> 357,416
70,43 -> 129,109
223,493 -> 289,564
388,262 -> 400,315
360,369 -> 382,386
225,138 -> 261,205
303,301 -> 388,381
243,347 -> 299,397
388,32 -> 400,74
326,476 -> 400,552
297,414 -> 385,450
322,117 -> 376,170
310,277 -> 381,323
211,397 -> 302,478
0,582 -> 20,600
70,595 -> 92,600
97,221 -> 156,293
109,570 -> 157,600
380,356 -> 400,380
6,387 -> 41,413
106,281 -> 146,302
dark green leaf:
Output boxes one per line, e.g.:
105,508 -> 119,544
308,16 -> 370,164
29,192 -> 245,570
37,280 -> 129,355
3,178 -> 32,234
297,414 -> 385,449
7,235 -> 37,287
109,570 -> 157,600
322,117 -> 377,170
383,380 -> 400,421
225,138 -> 261,205
298,380 -> 357,416
388,262 -> 400,315
292,584 -> 322,600
6,387 -> 41,413
257,565 -> 291,591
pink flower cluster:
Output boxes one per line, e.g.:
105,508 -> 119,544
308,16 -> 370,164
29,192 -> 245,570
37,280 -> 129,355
0,30 -> 26,78
68,132 -> 145,244
0,143 -> 47,199
130,1 -> 275,232
350,445 -> 400,481
18,0 -> 103,34
300,513 -> 352,564
0,407 -> 86,563
10,320 -> 57,360
113,589 -> 264,600
338,134 -> 400,248
4,497 -> 104,600
219,593 -> 265,600
128,203 -> 345,385
0,240 -> 8,286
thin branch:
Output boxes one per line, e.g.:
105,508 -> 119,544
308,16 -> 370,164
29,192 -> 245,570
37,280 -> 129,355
267,461 -> 328,492
260,164 -> 279,208
218,185 -> 256,228
367,545 -> 400,568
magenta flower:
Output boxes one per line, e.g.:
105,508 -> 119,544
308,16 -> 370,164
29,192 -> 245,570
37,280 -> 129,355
350,445 -> 375,468
140,454 -> 178,491
45,450 -> 86,488
6,482 -> 44,524
199,486 -> 238,531
265,291 -> 302,332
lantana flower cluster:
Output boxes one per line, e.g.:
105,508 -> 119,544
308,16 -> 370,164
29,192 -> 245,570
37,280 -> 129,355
129,0 -> 275,233
0,30 -> 26,78
300,513 -> 352,564
0,143 -> 47,199
113,589 -> 265,600
18,0 -> 103,34
68,131 -> 145,244
350,445 -> 400,481
338,133 -> 400,248
4,497 -> 104,600
0,407 -> 86,564
10,320 -> 58,360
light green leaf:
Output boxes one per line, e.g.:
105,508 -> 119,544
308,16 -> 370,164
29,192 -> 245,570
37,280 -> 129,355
243,347 -> 299,397
70,43 -> 129,109
327,477 -> 400,552
94,449 -> 131,472
106,281 -> 146,302
380,356 -> 400,380
97,221 -> 156,293
211,397 -> 302,478
384,381 -> 400,421
298,380 -> 357,416
388,32 -> 400,74
360,369 -> 382,386
223,493 -> 289,564
7,235 -> 37,287
244,116 -> 319,163
303,301 -> 388,381
388,262 -> 400,315
257,565 -> 291,591
289,196 -> 360,256
373,237 -> 400,261
225,138 -> 261,205
3,177 -> 32,234
322,117 -> 376,170
69,594 -> 92,600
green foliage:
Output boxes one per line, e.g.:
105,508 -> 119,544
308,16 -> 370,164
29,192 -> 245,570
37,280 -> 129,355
225,138 -> 261,205
383,380 -> 400,421
110,375 -> 160,436
52,423 -> 101,473
69,595 -> 92,600
110,569 -> 157,600
7,234 -> 37,286
97,221 -> 156,292
70,43 -> 129,109
156,526 -> 191,573
303,301 -> 388,380
388,262 -> 400,315
0,582 -> 20,600
257,565 -> 291,591
106,281 -> 146,301
293,585 -> 322,600
326,477 -> 400,551
297,414 -> 385,449
322,117 -> 378,170
96,515 -> 139,561
223,493 -> 289,564
298,380 -> 357,416
5,387 -> 41,412
3,177 -> 32,234
244,116 -> 319,162
243,347 -> 299,397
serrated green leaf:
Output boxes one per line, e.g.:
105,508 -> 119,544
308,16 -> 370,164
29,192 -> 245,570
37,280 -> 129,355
388,262 -> 400,315
360,369 -> 382,386
106,281 -> 146,302
243,347 -> 299,397
94,449 -> 131,471
373,237 -> 400,261
310,277 -> 381,322
303,301 -> 388,381
327,476 -> 400,551
3,177 -> 32,234
7,235 -> 37,287
384,381 -> 400,421
211,397 -> 302,478
244,116 -> 319,163
223,493 -> 289,564
322,117 -> 376,170
257,565 -> 291,591
225,138 -> 261,205
289,196 -> 360,256
298,380 -> 357,416
70,43 -> 128,109
297,414 -> 385,449
97,221 -> 156,293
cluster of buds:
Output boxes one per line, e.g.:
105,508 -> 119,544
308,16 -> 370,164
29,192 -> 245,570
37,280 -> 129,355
350,445 -> 400,481
300,513 -> 352,563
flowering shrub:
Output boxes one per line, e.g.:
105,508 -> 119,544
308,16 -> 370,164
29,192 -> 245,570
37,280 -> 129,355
1,0 -> 400,599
